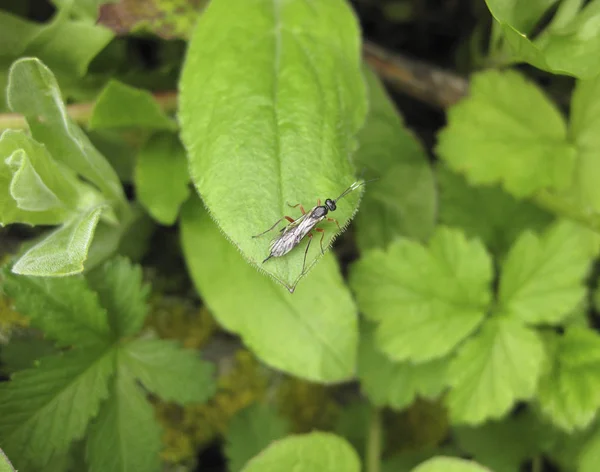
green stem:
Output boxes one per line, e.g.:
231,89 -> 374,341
531,455 -> 542,472
534,190 -> 600,233
0,91 -> 178,131
366,407 -> 382,472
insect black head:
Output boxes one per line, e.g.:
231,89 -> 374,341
325,199 -> 336,211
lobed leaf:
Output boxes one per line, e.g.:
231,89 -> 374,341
447,317 -> 545,425
86,366 -> 162,472
357,321 -> 448,410
353,65 -> 436,250
537,327 -> 600,431
225,403 -> 290,472
179,0 -> 367,289
499,220 -> 593,325
1,268 -> 110,348
350,227 -> 492,363
436,70 -> 575,197
179,196 -> 358,383
241,432 -> 360,472
0,347 -> 116,470
134,132 -> 190,225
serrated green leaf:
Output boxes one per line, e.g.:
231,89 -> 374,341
350,227 -> 492,363
485,0 -> 600,78
89,80 -> 176,130
0,337 -> 57,373
436,70 -> 575,197
241,432 -> 360,472
1,268 -> 110,347
0,347 -> 115,470
537,327 -> 600,431
86,257 -> 149,338
122,338 -> 215,404
7,58 -> 125,207
0,449 -> 15,472
180,196 -> 358,383
12,204 -> 106,276
353,65 -> 435,250
499,220 -> 592,325
86,365 -> 162,472
179,0 -> 367,290
447,317 -> 545,425
411,456 -> 491,472
437,164 -> 552,255
358,321 -> 447,410
225,403 -> 290,472
134,132 -> 190,225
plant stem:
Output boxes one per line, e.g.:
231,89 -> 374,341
0,91 -> 178,131
366,407 -> 382,472
531,455 -> 542,472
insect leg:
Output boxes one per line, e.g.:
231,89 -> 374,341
327,217 -> 341,230
301,233 -> 313,274
252,216 -> 294,238
315,227 -> 326,254
287,202 -> 306,215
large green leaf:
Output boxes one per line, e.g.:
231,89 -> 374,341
353,65 -> 435,250
0,347 -> 115,470
436,70 -> 575,198
485,0 -> 600,78
179,196 -> 358,383
7,58 -> 126,209
447,317 -> 545,425
349,227 -> 492,363
241,432 -> 360,472
179,0 -> 367,290
86,366 -> 162,472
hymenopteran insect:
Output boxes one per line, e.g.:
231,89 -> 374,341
253,178 -> 374,274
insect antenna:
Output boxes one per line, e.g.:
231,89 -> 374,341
333,177 -> 379,204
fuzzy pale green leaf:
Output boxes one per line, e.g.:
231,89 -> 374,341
86,256 -> 149,338
241,432 -> 360,472
350,227 -> 492,363
180,196 -> 358,383
437,165 -> 552,255
226,404 -> 290,472
7,58 -> 125,206
1,268 -> 110,347
0,347 -> 115,470
447,317 -> 545,425
358,321 -> 447,410
353,65 -> 435,250
436,70 -> 575,197
86,366 -> 162,472
537,327 -> 600,431
411,456 -> 491,472
12,204 -> 106,276
179,0 -> 367,290
134,132 -> 190,225
123,338 -> 215,404
499,220 -> 592,325
0,449 -> 15,472
89,80 -> 176,130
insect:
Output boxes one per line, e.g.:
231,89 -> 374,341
253,178 -> 374,275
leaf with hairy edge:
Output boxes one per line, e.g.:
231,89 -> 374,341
180,196 -> 358,383
0,448 -> 15,472
357,322 -> 447,410
11,204 -> 106,276
241,432 -> 360,472
447,317 -> 545,425
6,58 -> 126,208
122,338 -> 215,404
1,268 -> 110,347
226,403 -> 290,472
499,220 -> 592,325
350,227 -> 492,363
537,327 -> 600,431
436,70 -> 575,198
0,347 -> 115,470
179,0 -> 367,290
86,367 -> 162,472
86,256 -> 149,338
